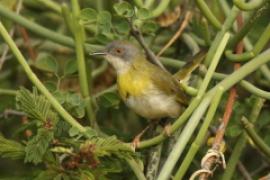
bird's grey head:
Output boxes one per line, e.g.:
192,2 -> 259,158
93,41 -> 141,74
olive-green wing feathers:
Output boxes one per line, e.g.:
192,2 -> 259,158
146,61 -> 189,105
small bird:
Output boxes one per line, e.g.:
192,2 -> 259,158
92,40 -> 205,147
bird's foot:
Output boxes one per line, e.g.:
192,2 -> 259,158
164,123 -> 172,136
131,125 -> 150,151
131,135 -> 141,151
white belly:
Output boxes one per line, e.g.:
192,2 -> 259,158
125,89 -> 181,119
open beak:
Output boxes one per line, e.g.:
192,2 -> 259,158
89,52 -> 107,56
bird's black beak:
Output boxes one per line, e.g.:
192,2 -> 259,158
89,51 -> 107,56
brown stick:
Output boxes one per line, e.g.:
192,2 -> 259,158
199,12 -> 244,180
129,21 -> 167,71
18,27 -> 37,60
157,11 -> 192,57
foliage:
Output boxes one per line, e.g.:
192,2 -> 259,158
0,0 -> 269,179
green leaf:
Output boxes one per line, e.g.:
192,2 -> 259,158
80,8 -> 98,24
16,88 -> 52,122
97,11 -> 112,34
114,18 -> 130,35
34,53 -> 58,73
24,128 -> 54,164
64,59 -> 78,76
136,8 -> 151,20
44,81 -> 57,92
99,92 -> 120,108
113,2 -> 134,18
34,170 -> 60,180
69,126 -> 80,137
0,135 -> 25,160
226,123 -> 242,137
141,20 -> 158,34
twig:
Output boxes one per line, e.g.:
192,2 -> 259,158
199,12 -> 244,180
0,0 -> 23,69
157,11 -> 193,57
129,20 -> 167,71
237,162 -> 253,180
0,109 -> 26,119
18,27 -> 37,60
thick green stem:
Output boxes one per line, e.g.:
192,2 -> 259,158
134,0 -> 144,8
241,117 -> 270,158
174,88 -> 224,179
195,0 -> 222,29
151,0 -> 170,17
229,4 -> 268,49
260,65 -> 270,82
0,21 -> 87,134
125,158 -> 147,180
221,98 -> 265,180
0,89 -> 17,96
225,23 -> 270,62
36,0 -> 61,13
204,6 -> 239,65
71,0 -> 96,128
233,0 -> 265,11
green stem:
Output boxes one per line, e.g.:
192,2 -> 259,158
71,0 -> 96,128
195,0 -> 222,29
241,117 -> 270,158
181,33 -> 200,55
174,88 -> 224,180
125,158 -> 147,180
201,18 -> 211,46
151,0 -> 170,17
145,0 -> 155,8
0,21 -> 87,134
225,23 -> 270,62
0,89 -> 17,96
233,0 -> 265,11
0,4 -> 73,47
221,98 -> 265,180
199,68 -> 270,100
0,5 -> 101,51
229,5 -> 268,49
204,6 -> 239,65
260,65 -> 270,82
61,4 -> 75,34
134,0 -> 144,8
36,0 -> 61,13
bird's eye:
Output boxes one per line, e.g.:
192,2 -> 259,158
114,48 -> 123,54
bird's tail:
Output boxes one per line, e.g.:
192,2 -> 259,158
173,49 -> 207,82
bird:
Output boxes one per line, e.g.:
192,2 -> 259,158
92,40 -> 205,147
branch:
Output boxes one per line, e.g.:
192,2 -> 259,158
157,11 -> 193,57
129,21 -> 167,71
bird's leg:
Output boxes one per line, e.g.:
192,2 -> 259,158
163,123 -> 172,136
131,125 -> 150,150
160,118 -> 172,136
131,120 -> 160,150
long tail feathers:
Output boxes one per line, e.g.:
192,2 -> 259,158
173,49 -> 207,81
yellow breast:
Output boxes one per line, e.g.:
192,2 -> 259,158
117,65 -> 151,100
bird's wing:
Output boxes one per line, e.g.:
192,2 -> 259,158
146,61 -> 190,105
